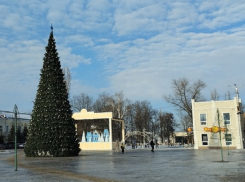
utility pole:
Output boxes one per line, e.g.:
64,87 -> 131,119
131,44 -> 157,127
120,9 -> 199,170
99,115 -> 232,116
235,84 -> 240,113
229,84 -> 243,113
228,84 -> 244,149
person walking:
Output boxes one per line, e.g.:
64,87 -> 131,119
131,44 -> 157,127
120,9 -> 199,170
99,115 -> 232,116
150,140 -> 155,152
121,142 -> 125,154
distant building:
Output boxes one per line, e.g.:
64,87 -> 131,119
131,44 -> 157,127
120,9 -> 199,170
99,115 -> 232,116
173,132 -> 189,144
0,111 -> 30,142
192,97 -> 244,149
154,132 -> 188,146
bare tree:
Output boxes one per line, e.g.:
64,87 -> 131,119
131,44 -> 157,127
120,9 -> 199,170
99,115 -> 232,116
157,111 -> 165,144
93,92 -> 113,113
227,90 -> 231,100
110,91 -> 130,119
158,112 -> 177,146
179,114 -> 192,132
133,101 -> 155,132
62,67 -> 71,94
123,102 -> 135,134
70,93 -> 93,112
93,92 -> 131,142
211,89 -> 232,101
133,101 -> 156,143
163,77 -> 206,119
211,88 -> 219,101
225,90 -> 231,100
179,113 -> 193,145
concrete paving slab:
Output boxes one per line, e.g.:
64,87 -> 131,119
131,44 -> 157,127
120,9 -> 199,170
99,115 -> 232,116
1,147 -> 245,182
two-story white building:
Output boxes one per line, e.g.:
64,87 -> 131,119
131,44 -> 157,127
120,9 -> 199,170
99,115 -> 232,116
192,97 -> 244,149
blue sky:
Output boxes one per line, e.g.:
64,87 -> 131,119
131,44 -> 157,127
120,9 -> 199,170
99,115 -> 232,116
1,0 -> 245,114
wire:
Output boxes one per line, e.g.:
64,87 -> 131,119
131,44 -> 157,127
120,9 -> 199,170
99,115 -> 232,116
0,110 -> 31,115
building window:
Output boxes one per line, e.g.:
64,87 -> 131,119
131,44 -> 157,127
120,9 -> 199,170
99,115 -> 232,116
200,114 -> 207,125
225,134 -> 232,145
0,126 -> 2,134
6,126 -> 9,133
202,134 -> 208,145
223,113 -> 230,125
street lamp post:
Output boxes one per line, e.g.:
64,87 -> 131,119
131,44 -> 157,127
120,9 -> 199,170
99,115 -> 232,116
143,128 -> 146,148
151,122 -> 154,141
13,104 -> 18,171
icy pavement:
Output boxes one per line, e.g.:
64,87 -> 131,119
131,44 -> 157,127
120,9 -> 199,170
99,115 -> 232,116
1,146 -> 245,182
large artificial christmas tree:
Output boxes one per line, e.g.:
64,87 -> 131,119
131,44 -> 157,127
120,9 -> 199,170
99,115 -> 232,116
24,27 -> 80,157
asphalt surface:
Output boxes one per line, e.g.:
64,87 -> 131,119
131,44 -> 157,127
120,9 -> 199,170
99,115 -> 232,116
1,146 -> 245,182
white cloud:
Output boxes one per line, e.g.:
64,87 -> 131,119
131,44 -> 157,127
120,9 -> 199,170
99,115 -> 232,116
1,0 -> 245,113
70,79 -> 104,99
58,0 -> 114,32
92,27 -> 245,103
113,3 -> 168,36
61,35 -> 94,47
199,1 -> 245,29
167,2 -> 198,24
57,46 -> 91,67
0,36 -> 89,112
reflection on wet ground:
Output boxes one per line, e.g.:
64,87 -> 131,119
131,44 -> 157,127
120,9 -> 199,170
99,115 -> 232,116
1,147 -> 245,182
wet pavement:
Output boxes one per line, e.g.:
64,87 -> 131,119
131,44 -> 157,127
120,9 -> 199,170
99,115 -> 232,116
1,146 -> 245,182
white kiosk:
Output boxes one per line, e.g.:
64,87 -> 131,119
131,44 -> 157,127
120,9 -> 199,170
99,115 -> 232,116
72,109 -> 125,150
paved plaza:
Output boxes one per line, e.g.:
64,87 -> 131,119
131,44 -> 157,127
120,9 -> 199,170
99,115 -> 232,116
1,146 -> 245,182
